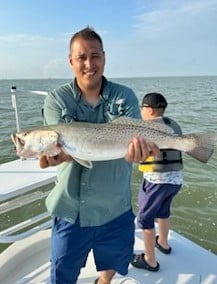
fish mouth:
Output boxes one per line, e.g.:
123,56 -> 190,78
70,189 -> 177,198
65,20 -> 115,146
11,134 -> 25,155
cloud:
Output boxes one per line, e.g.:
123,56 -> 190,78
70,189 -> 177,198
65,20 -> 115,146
42,58 -> 71,78
0,34 -> 56,49
0,33 -> 70,78
133,0 -> 217,42
1,1 -> 216,78
103,0 -> 217,77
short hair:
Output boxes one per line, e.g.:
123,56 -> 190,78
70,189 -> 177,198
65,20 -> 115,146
141,92 -> 168,109
69,26 -> 104,51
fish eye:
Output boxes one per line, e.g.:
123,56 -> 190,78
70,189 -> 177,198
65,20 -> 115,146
23,131 -> 30,137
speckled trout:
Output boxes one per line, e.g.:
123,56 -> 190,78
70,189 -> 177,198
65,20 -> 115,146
11,116 -> 217,168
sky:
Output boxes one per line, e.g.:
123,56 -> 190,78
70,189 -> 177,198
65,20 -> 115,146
0,0 -> 217,79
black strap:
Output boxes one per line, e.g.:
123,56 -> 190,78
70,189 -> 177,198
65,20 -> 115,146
140,159 -> 183,165
162,117 -> 171,125
141,148 -> 182,165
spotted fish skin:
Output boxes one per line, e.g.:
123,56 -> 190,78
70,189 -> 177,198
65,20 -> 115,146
11,116 -> 217,168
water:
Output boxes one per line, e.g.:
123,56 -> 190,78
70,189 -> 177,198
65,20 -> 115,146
0,76 -> 217,254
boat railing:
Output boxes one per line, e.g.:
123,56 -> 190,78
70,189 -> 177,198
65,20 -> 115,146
0,87 -> 54,245
0,213 -> 51,243
0,175 -> 54,243
10,85 -> 49,132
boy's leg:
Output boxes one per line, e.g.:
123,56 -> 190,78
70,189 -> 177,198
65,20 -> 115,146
143,228 -> 158,267
157,218 -> 170,249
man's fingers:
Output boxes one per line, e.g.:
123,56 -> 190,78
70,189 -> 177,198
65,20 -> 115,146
147,142 -> 161,157
125,137 -> 160,163
39,151 -> 73,168
39,155 -> 49,168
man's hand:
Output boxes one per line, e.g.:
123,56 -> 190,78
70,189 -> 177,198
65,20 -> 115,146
125,136 -> 160,163
39,149 -> 73,168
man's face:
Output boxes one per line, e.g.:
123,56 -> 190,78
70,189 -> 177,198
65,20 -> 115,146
69,38 -> 105,91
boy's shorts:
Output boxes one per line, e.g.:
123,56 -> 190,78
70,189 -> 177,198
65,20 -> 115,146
51,209 -> 135,284
137,180 -> 181,229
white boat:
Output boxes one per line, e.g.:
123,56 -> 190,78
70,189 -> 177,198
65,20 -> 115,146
0,87 -> 217,283
0,158 -> 217,284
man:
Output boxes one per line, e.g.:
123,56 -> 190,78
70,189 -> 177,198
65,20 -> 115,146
131,92 -> 183,272
40,27 -> 159,284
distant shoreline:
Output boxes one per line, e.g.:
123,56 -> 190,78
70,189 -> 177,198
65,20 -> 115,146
1,74 -> 217,81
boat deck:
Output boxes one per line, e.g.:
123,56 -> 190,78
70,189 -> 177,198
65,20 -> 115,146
0,159 -> 217,283
0,159 -> 56,202
0,227 -> 217,284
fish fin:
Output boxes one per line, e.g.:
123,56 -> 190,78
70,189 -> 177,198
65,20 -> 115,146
73,157 -> 93,168
184,131 -> 217,163
111,116 -> 173,134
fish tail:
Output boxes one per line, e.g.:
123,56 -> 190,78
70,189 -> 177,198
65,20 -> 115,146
184,131 -> 217,163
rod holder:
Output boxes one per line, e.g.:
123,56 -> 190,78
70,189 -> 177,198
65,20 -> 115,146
11,86 -> 21,132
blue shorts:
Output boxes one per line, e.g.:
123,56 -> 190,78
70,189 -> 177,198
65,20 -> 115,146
137,180 -> 181,229
50,209 -> 135,284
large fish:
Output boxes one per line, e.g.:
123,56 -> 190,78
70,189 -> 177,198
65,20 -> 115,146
11,116 -> 217,168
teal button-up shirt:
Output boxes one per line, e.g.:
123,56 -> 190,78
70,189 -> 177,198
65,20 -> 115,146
44,77 -> 141,226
